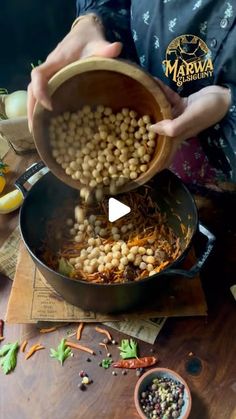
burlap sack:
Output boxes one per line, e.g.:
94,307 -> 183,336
0,94 -> 36,154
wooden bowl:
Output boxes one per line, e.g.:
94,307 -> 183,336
134,367 -> 192,419
32,57 -> 172,193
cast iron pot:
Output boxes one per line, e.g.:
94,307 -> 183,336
16,162 -> 215,313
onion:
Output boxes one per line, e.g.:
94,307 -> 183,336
5,90 -> 27,118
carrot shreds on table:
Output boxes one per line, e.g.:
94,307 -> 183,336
0,319 -> 4,339
39,327 -> 57,334
99,342 -> 108,353
20,340 -> 28,353
25,343 -> 45,360
76,322 -> 84,340
65,341 -> 95,355
95,327 -> 112,341
0,337 -> 5,342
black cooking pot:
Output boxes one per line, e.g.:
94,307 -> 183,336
16,162 -> 215,313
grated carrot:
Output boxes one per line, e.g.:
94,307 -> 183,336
42,188 -> 182,284
95,327 -> 112,341
76,322 -> 84,340
66,341 -> 95,355
99,342 -> 108,353
39,327 -> 57,334
20,340 -> 28,353
25,343 -> 45,360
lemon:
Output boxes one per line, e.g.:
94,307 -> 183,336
0,189 -> 24,214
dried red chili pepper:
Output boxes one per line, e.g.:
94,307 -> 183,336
0,319 -> 4,338
112,356 -> 158,369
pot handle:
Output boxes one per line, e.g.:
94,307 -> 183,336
165,223 -> 215,278
15,161 -> 46,197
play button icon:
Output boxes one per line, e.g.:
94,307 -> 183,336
108,198 -> 131,222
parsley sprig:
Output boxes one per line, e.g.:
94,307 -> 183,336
101,358 -> 113,369
50,338 -> 72,365
118,339 -> 138,359
0,342 -> 19,374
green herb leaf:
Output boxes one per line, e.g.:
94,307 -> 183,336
50,338 -> 72,365
118,339 -> 138,359
0,342 -> 19,374
101,358 -> 113,369
58,258 -> 74,277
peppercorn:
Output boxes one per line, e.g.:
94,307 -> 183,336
139,376 -> 186,418
82,376 -> 90,385
103,337 -> 110,345
86,358 -> 91,362
112,371 -> 117,376
122,370 -> 127,375
78,383 -> 87,391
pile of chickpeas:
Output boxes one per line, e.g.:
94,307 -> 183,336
66,210 -> 159,278
48,104 -> 170,281
49,105 -> 156,199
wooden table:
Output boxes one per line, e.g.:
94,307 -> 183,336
0,150 -> 236,419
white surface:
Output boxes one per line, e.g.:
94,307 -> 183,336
108,197 -> 131,222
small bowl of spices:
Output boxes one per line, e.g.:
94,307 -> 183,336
134,367 -> 192,419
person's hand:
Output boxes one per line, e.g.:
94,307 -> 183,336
150,81 -> 231,142
27,14 -> 122,130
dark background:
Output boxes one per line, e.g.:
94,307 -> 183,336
0,0 -> 76,92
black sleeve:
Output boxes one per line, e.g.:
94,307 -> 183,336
200,20 -> 236,181
76,0 -> 138,61
217,20 -> 236,179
